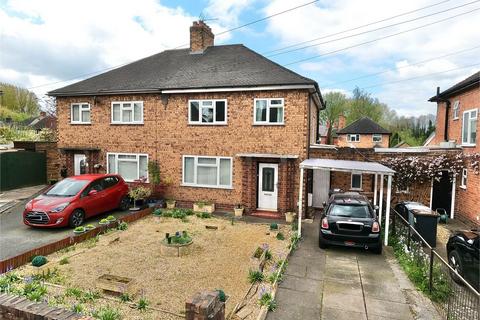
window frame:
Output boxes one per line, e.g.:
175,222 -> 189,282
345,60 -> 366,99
452,100 -> 460,120
347,134 -> 360,142
106,152 -> 149,182
182,155 -> 233,189
460,168 -> 467,189
350,172 -> 363,190
461,108 -> 478,146
188,99 -> 228,125
110,101 -> 144,124
253,98 -> 285,125
70,103 -> 91,124
372,134 -> 382,142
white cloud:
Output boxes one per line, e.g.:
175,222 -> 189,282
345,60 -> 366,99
262,0 -> 480,116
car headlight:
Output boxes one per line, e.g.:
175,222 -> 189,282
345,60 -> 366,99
50,202 -> 70,213
25,200 -> 33,210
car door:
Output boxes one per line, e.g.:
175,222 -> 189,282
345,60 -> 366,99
101,176 -> 121,211
79,179 -> 108,217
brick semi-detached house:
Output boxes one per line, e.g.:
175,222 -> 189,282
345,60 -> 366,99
429,71 -> 479,225
48,21 -> 324,217
336,117 -> 391,148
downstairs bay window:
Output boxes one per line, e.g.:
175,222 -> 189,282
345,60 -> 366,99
182,156 -> 232,188
107,153 -> 148,182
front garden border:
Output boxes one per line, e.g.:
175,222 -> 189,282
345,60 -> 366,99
0,208 -> 153,273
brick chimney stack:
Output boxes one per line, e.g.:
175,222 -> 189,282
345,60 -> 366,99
190,21 -> 214,53
337,114 -> 346,129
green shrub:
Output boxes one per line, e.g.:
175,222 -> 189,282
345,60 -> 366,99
99,218 -> 109,224
106,215 -> 116,221
74,226 -> 85,232
269,223 -> 278,230
117,221 -> 128,231
291,221 -> 298,231
153,209 -> 162,216
169,231 -> 192,245
23,282 -> 47,301
65,287 -> 84,298
92,306 -> 121,320
259,292 -> 277,311
0,272 -> 20,293
31,256 -> 47,267
33,268 -> 64,284
137,297 -> 149,311
264,249 -> 272,260
248,269 -> 264,283
72,303 -> 84,313
85,224 -> 95,230
253,247 -> 264,259
171,209 -> 187,219
216,289 -> 226,302
276,232 -> 285,240
81,290 -> 101,302
162,210 -> 173,217
196,212 -> 211,219
119,292 -> 131,302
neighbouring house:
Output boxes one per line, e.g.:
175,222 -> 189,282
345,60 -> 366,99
48,20 -> 324,217
423,131 -> 435,146
336,116 -> 391,148
21,111 -> 57,133
428,71 -> 479,225
317,124 -> 338,145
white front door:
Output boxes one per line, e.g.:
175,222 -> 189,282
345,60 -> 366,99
258,163 -> 278,211
313,169 -> 330,208
74,154 -> 87,175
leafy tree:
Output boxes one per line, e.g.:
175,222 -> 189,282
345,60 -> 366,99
320,92 -> 349,144
0,82 -> 39,117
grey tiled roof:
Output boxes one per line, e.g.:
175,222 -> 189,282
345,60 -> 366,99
429,71 -> 479,101
337,117 -> 390,134
49,44 -> 319,96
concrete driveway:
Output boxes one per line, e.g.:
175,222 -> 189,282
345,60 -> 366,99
0,197 -> 134,261
267,218 -> 442,320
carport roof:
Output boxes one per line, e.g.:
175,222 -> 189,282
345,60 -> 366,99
300,158 -> 395,175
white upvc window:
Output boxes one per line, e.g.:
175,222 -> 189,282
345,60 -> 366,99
111,101 -> 143,124
71,103 -> 91,124
452,100 -> 460,120
188,100 -> 227,125
254,98 -> 284,125
107,153 -> 148,182
372,134 -> 382,142
347,134 -> 360,142
182,155 -> 232,189
460,168 -> 467,189
462,108 -> 477,146
351,173 -> 362,190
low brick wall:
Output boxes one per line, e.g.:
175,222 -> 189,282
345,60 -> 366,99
0,208 -> 153,273
0,293 -> 91,319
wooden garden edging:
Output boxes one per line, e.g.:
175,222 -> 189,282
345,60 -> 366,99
0,208 -> 153,273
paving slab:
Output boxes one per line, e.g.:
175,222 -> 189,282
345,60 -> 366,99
323,292 -> 366,313
321,307 -> 367,320
285,261 -> 307,277
365,297 -> 414,320
362,283 -> 407,303
279,274 -> 322,293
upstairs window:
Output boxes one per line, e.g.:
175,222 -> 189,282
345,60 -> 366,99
71,103 -> 91,124
347,134 -> 360,142
462,109 -> 477,146
372,134 -> 382,142
111,102 -> 143,124
460,168 -> 467,189
452,100 -> 460,120
189,100 -> 227,125
254,98 -> 284,124
351,173 -> 362,190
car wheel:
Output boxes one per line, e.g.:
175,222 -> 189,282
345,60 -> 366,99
371,244 -> 383,255
319,234 -> 328,249
69,209 -> 85,228
448,249 -> 464,284
118,196 -> 130,211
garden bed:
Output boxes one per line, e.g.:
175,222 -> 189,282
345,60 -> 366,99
2,213 -> 292,319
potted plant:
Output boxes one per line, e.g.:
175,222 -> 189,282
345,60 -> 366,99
73,226 -> 86,234
128,186 -> 152,211
285,211 -> 296,223
85,224 -> 95,231
99,218 -> 109,225
166,198 -> 176,209
234,204 -> 244,217
106,215 -> 116,222
193,200 -> 215,213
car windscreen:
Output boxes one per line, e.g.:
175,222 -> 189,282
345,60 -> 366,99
45,179 -> 89,197
329,204 -> 372,218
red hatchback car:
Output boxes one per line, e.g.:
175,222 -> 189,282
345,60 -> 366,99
23,174 -> 130,228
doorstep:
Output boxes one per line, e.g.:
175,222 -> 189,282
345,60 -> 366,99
251,210 -> 283,219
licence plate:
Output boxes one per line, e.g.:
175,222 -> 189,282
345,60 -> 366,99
344,241 -> 355,246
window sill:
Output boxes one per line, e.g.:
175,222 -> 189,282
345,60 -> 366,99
188,123 -> 228,126
459,185 -> 467,190
253,123 -> 285,126
181,183 -> 233,190
350,188 -> 363,191
461,144 -> 476,148
452,117 -> 459,121
70,122 -> 91,125
110,123 -> 144,125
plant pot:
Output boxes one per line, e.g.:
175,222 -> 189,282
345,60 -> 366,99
194,203 -> 215,213
85,225 -> 95,231
234,207 -> 244,217
166,201 -> 176,209
99,220 -> 110,225
73,229 -> 86,235
285,212 -> 296,223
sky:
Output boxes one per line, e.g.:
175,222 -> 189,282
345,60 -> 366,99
1,0 -> 479,117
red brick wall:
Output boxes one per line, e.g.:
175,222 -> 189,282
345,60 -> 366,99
57,90 -> 312,214
336,134 -> 390,148
455,167 -> 480,226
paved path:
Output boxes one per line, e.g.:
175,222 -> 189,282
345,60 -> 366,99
267,218 -> 441,320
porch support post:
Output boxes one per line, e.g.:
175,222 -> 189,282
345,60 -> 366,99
384,175 -> 392,246
450,176 -> 456,219
379,174 -> 384,225
429,178 -> 433,209
373,174 -> 378,206
298,167 -> 304,237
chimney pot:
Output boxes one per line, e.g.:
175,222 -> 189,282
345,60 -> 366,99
190,20 -> 214,53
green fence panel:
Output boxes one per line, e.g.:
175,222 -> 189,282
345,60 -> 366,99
0,151 -> 46,191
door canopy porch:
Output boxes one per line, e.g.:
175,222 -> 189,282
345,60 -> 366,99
297,158 -> 395,246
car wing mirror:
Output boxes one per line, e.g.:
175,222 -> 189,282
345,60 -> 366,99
374,205 -> 379,211
88,189 -> 98,196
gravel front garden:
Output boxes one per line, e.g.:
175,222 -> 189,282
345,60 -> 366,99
1,210 -> 293,319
